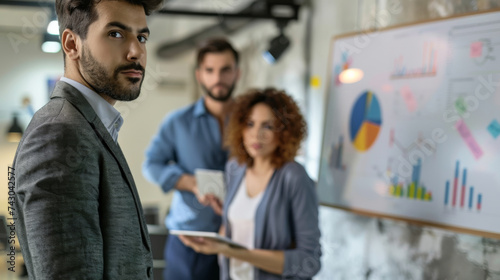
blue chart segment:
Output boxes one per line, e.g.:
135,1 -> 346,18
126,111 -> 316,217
350,91 -> 382,151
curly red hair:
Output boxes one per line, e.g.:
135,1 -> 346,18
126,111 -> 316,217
225,88 -> 307,168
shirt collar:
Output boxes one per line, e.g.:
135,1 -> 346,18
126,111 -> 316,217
193,97 -> 209,118
60,77 -> 123,143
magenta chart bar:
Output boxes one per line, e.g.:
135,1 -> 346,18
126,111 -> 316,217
460,169 -> 467,208
452,161 -> 459,207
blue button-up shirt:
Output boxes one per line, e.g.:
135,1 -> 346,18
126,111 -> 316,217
143,98 -> 228,232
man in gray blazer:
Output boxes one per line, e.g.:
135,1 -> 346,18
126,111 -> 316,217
12,0 -> 162,278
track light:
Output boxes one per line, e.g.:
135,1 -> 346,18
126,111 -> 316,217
263,34 -> 290,64
41,32 -> 61,53
263,19 -> 291,64
6,113 -> 23,143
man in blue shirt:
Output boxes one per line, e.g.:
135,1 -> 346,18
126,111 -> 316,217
143,38 -> 240,280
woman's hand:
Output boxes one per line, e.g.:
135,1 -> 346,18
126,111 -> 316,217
178,235 -> 229,255
205,194 -> 223,215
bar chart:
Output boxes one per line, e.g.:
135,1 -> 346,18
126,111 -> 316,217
388,158 -> 433,201
444,161 -> 482,211
391,42 -> 438,79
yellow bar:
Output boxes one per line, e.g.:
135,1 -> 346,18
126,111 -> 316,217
424,192 -> 431,201
390,185 -> 395,196
409,183 -> 415,199
396,186 -> 401,197
417,187 -> 422,200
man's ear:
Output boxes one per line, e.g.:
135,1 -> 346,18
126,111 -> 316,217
61,29 -> 81,61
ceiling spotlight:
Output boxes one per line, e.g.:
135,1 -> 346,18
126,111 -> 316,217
41,33 -> 61,53
263,34 -> 290,64
47,20 -> 59,35
339,68 -> 364,84
263,19 -> 291,64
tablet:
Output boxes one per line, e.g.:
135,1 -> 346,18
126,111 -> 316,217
169,229 -> 246,249
195,169 -> 226,201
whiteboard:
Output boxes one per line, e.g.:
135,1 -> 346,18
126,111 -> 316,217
317,10 -> 500,238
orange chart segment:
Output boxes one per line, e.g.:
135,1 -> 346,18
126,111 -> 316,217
365,122 -> 381,148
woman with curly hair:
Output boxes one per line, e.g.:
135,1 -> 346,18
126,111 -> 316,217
180,88 -> 321,280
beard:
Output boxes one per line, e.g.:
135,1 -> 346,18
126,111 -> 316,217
201,81 -> 236,102
80,45 -> 145,101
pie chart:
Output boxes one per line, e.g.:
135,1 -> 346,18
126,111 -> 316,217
349,91 -> 382,152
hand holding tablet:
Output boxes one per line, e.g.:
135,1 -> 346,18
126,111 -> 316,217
169,229 -> 246,249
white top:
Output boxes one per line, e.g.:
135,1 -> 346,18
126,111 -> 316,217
228,177 -> 264,280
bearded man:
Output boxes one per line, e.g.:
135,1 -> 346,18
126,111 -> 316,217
13,0 -> 162,278
143,38 -> 240,280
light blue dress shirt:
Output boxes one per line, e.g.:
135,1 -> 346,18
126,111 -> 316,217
143,98 -> 228,232
60,77 -> 123,143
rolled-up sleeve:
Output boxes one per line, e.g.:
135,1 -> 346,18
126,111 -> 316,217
142,115 -> 184,193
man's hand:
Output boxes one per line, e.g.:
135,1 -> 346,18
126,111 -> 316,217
175,174 -> 197,192
175,174 -> 210,205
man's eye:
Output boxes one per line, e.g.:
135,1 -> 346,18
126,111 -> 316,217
138,35 -> 148,43
109,31 -> 123,38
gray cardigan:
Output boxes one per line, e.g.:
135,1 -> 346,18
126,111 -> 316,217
222,159 -> 321,280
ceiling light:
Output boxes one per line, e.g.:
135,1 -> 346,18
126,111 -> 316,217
339,68 -> 364,84
47,20 -> 59,35
6,113 -> 23,143
41,33 -> 61,53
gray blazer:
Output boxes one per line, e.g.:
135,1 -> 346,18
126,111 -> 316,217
222,159 -> 321,280
13,82 -> 153,279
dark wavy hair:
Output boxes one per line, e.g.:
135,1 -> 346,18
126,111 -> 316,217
225,88 -> 307,168
196,38 -> 239,68
55,0 -> 163,39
